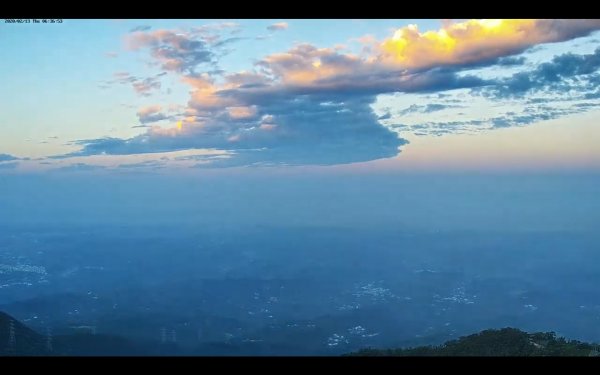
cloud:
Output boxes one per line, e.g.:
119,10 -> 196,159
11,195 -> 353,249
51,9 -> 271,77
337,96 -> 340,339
105,51 -> 118,58
63,20 -> 600,167
378,112 -> 392,120
212,37 -> 247,48
585,90 -> 600,99
227,106 -> 258,120
483,47 -> 600,99
0,154 -> 18,162
132,77 -> 162,96
267,22 -> 288,32
136,105 -> 171,124
251,43 -> 488,94
398,103 -> 462,116
126,29 -> 219,74
497,56 -> 526,66
382,47 -> 600,137
390,98 -> 597,136
107,72 -> 163,97
65,93 -> 406,167
378,19 -> 600,71
130,25 -> 151,33
115,26 -> 247,101
192,22 -> 240,34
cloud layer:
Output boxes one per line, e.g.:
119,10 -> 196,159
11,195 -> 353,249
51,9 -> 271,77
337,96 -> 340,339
68,19 -> 600,168
379,19 -> 600,70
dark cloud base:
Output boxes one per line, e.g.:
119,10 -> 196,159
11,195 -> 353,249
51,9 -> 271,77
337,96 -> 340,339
66,95 -> 408,166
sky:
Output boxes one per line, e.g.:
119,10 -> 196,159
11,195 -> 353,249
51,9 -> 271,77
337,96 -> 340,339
1,19 -> 600,173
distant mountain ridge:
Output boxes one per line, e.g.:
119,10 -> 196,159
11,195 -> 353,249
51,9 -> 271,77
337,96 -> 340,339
349,327 -> 600,356
0,311 -> 165,356
0,311 -> 46,355
2,311 -> 599,356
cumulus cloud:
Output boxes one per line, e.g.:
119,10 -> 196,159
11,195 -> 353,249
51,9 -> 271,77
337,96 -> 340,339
127,30 -> 215,74
64,19 -> 600,167
246,43 -> 488,96
483,47 -> 600,99
125,25 -> 244,75
137,105 -> 171,124
378,19 -> 600,70
267,22 -> 288,32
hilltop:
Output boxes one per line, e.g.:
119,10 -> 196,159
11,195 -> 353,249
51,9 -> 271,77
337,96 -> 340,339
350,327 -> 600,356
3,311 -> 600,356
0,311 -> 165,356
0,311 -> 46,355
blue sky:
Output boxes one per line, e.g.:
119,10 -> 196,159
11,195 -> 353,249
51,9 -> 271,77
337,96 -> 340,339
1,19 -> 600,173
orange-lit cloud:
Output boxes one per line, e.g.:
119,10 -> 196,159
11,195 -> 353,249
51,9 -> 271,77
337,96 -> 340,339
379,19 -> 600,70
267,22 -> 288,32
259,44 -> 364,86
254,20 -> 600,93
64,20 -> 600,168
259,124 -> 277,131
137,105 -> 162,117
136,105 -> 171,125
181,74 -> 240,112
227,106 -> 258,120
189,86 -> 237,111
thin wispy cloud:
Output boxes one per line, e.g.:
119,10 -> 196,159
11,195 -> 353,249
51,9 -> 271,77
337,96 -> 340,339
104,72 -> 165,97
129,25 -> 152,33
267,22 -> 288,32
